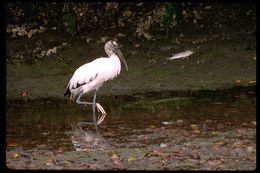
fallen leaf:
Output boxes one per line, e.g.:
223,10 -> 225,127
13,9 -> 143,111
249,80 -> 256,84
233,141 -> 247,148
151,149 -> 166,157
176,119 -> 184,125
116,33 -> 126,37
207,159 -> 222,166
235,80 -> 241,83
44,159 -> 55,166
211,131 -> 220,135
36,144 -> 46,148
111,154 -> 119,160
172,150 -> 184,157
214,141 -> 227,145
241,123 -> 248,126
190,124 -> 199,130
20,90 -> 28,97
88,163 -> 97,169
8,142 -> 18,147
244,155 -> 256,162
111,154 -> 123,167
9,153 -> 19,159
128,156 -> 137,162
191,129 -> 201,134
160,143 -> 167,148
134,44 -> 140,48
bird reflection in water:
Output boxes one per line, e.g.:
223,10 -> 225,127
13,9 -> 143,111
66,122 -> 110,151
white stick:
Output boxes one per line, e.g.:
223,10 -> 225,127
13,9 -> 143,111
167,50 -> 194,60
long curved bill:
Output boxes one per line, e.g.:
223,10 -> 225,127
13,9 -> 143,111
115,48 -> 128,71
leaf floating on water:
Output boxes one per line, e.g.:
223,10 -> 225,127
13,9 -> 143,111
214,141 -> 227,145
41,132 -> 50,136
176,119 -> 184,125
89,163 -> 98,169
36,144 -> 46,148
211,131 -> 220,135
111,154 -> 119,160
160,143 -> 167,148
235,80 -> 241,83
134,44 -> 141,48
128,156 -> 137,162
241,123 -> 248,126
191,130 -> 201,134
190,124 -> 199,130
44,159 -> 55,166
248,80 -> 256,84
9,153 -> 19,159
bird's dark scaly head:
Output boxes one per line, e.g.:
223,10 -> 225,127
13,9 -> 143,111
105,40 -> 128,71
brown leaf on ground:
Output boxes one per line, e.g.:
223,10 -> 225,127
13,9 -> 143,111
111,154 -> 124,168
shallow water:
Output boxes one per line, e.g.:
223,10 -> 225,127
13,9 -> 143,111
6,86 -> 256,152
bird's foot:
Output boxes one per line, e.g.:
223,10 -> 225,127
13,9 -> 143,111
96,103 -> 106,125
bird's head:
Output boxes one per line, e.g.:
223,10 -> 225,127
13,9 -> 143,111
105,40 -> 128,71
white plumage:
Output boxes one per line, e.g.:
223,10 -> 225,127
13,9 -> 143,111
67,55 -> 121,99
64,40 -> 128,129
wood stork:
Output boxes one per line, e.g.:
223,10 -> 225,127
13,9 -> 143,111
64,40 -> 128,131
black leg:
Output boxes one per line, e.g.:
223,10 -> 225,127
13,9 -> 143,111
92,90 -> 98,132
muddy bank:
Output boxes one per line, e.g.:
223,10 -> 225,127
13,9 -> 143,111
6,30 -> 256,101
6,3 -> 256,101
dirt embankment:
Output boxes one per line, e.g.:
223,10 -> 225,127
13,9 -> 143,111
6,4 -> 256,101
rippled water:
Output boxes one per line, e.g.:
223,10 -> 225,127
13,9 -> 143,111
6,86 -> 256,152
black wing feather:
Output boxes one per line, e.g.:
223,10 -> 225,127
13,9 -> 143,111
64,86 -> 71,97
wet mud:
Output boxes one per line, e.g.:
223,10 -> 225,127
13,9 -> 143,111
6,86 -> 256,170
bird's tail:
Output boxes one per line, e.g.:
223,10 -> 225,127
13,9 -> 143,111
64,86 -> 71,97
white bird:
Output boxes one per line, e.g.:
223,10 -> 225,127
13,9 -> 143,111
64,40 -> 128,131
